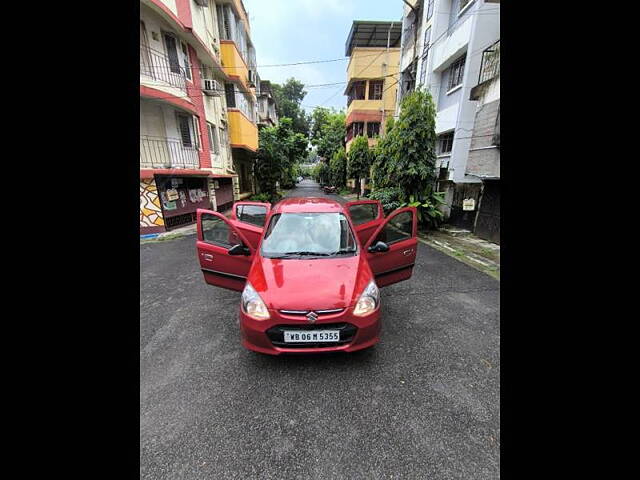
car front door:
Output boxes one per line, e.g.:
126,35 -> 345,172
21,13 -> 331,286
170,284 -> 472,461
345,199 -> 384,245
365,207 -> 418,288
230,201 -> 271,250
196,208 -> 255,292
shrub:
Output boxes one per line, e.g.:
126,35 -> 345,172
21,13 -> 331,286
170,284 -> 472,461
368,187 -> 404,215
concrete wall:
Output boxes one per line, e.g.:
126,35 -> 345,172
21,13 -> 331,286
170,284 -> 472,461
347,47 -> 400,82
159,0 -> 178,16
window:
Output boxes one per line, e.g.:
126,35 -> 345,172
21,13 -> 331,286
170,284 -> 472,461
207,123 -> 219,154
353,122 -> 365,137
375,211 -> 414,245
163,34 -> 181,74
202,214 -> 234,247
236,205 -> 268,227
427,0 -> 434,20
447,55 -> 466,91
348,81 -> 366,105
176,113 -> 194,148
225,83 -> 236,108
367,122 -> 380,138
438,132 -> 454,155
348,203 -> 378,226
423,26 -> 432,52
181,42 -> 191,80
369,80 -> 383,100
261,213 -> 357,258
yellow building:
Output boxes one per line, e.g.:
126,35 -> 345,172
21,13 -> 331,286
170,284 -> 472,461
216,0 -> 259,199
344,21 -> 401,152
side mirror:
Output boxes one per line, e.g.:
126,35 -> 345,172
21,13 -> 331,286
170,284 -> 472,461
368,241 -> 390,253
228,244 -> 251,256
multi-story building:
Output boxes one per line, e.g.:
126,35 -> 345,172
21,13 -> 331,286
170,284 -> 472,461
139,0 -> 259,234
467,39 -> 499,243
256,80 -> 279,128
397,0 -> 500,231
343,20 -> 401,152
216,0 -> 260,200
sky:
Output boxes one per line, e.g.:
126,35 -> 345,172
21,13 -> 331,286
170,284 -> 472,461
242,0 -> 403,113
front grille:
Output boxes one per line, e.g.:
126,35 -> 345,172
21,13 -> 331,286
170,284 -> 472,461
279,308 -> 345,316
266,322 -> 357,349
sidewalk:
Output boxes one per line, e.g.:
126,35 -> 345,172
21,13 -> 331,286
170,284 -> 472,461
419,226 -> 500,280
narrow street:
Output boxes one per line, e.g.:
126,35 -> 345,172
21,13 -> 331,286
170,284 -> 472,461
140,180 -> 500,479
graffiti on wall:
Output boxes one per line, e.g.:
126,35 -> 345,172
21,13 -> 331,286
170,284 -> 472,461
140,179 -> 165,228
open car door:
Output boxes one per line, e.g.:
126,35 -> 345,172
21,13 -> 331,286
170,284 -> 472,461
364,206 -> 418,288
196,209 -> 255,292
230,201 -> 271,250
345,199 -> 384,245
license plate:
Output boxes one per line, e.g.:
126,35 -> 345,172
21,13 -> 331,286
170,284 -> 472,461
283,330 -> 340,343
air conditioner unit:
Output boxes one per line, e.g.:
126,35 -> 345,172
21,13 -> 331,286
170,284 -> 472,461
194,0 -> 208,6
202,78 -> 221,96
247,70 -> 256,87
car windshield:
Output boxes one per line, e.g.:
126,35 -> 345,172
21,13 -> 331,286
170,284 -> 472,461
261,213 -> 357,258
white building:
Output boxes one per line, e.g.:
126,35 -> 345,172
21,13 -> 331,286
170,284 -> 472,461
398,0 -> 500,230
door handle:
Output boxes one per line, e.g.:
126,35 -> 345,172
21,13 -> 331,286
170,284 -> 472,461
402,249 -> 414,256
203,253 -> 213,261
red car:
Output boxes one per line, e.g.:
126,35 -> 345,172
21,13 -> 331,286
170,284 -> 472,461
196,198 -> 418,355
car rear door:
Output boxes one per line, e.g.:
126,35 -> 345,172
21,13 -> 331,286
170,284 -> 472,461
345,199 -> 384,245
230,201 -> 271,250
365,207 -> 418,288
196,208 -> 254,292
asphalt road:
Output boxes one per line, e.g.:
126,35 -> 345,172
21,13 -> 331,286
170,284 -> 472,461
140,180 -> 500,479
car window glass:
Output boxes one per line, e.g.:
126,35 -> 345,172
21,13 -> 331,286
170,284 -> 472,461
375,211 -> 413,245
348,203 -> 378,226
262,213 -> 356,257
237,205 -> 267,227
202,214 -> 234,247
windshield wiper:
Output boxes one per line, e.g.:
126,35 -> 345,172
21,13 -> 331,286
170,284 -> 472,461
332,248 -> 356,255
283,251 -> 332,256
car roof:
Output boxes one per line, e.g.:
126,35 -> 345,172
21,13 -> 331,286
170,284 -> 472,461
272,197 -> 345,214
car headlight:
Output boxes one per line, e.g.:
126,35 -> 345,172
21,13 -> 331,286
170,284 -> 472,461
241,282 -> 270,320
353,280 -> 380,316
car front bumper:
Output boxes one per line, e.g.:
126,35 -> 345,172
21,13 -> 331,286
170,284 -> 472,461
239,306 -> 380,355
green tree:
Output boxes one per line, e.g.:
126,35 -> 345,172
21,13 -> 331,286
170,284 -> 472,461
309,107 -> 331,142
255,118 -> 309,201
369,89 -> 445,227
347,135 -> 372,199
271,78 -> 311,136
313,161 -> 330,185
312,110 -> 346,161
329,147 -> 347,188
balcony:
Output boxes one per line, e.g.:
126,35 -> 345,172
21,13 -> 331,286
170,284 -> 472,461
227,110 -> 258,151
470,40 -> 500,100
140,135 -> 199,169
140,45 -> 187,93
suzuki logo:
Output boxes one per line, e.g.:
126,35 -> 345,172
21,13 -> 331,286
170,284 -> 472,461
306,311 -> 318,323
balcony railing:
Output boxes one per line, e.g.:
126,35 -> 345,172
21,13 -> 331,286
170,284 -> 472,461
140,136 -> 199,169
478,40 -> 500,85
140,45 -> 187,93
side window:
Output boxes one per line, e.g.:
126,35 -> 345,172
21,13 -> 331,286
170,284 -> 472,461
349,203 -> 378,226
236,205 -> 267,227
376,211 -> 413,245
202,214 -> 234,247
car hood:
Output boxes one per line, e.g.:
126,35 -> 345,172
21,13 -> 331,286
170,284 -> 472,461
248,254 -> 371,311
